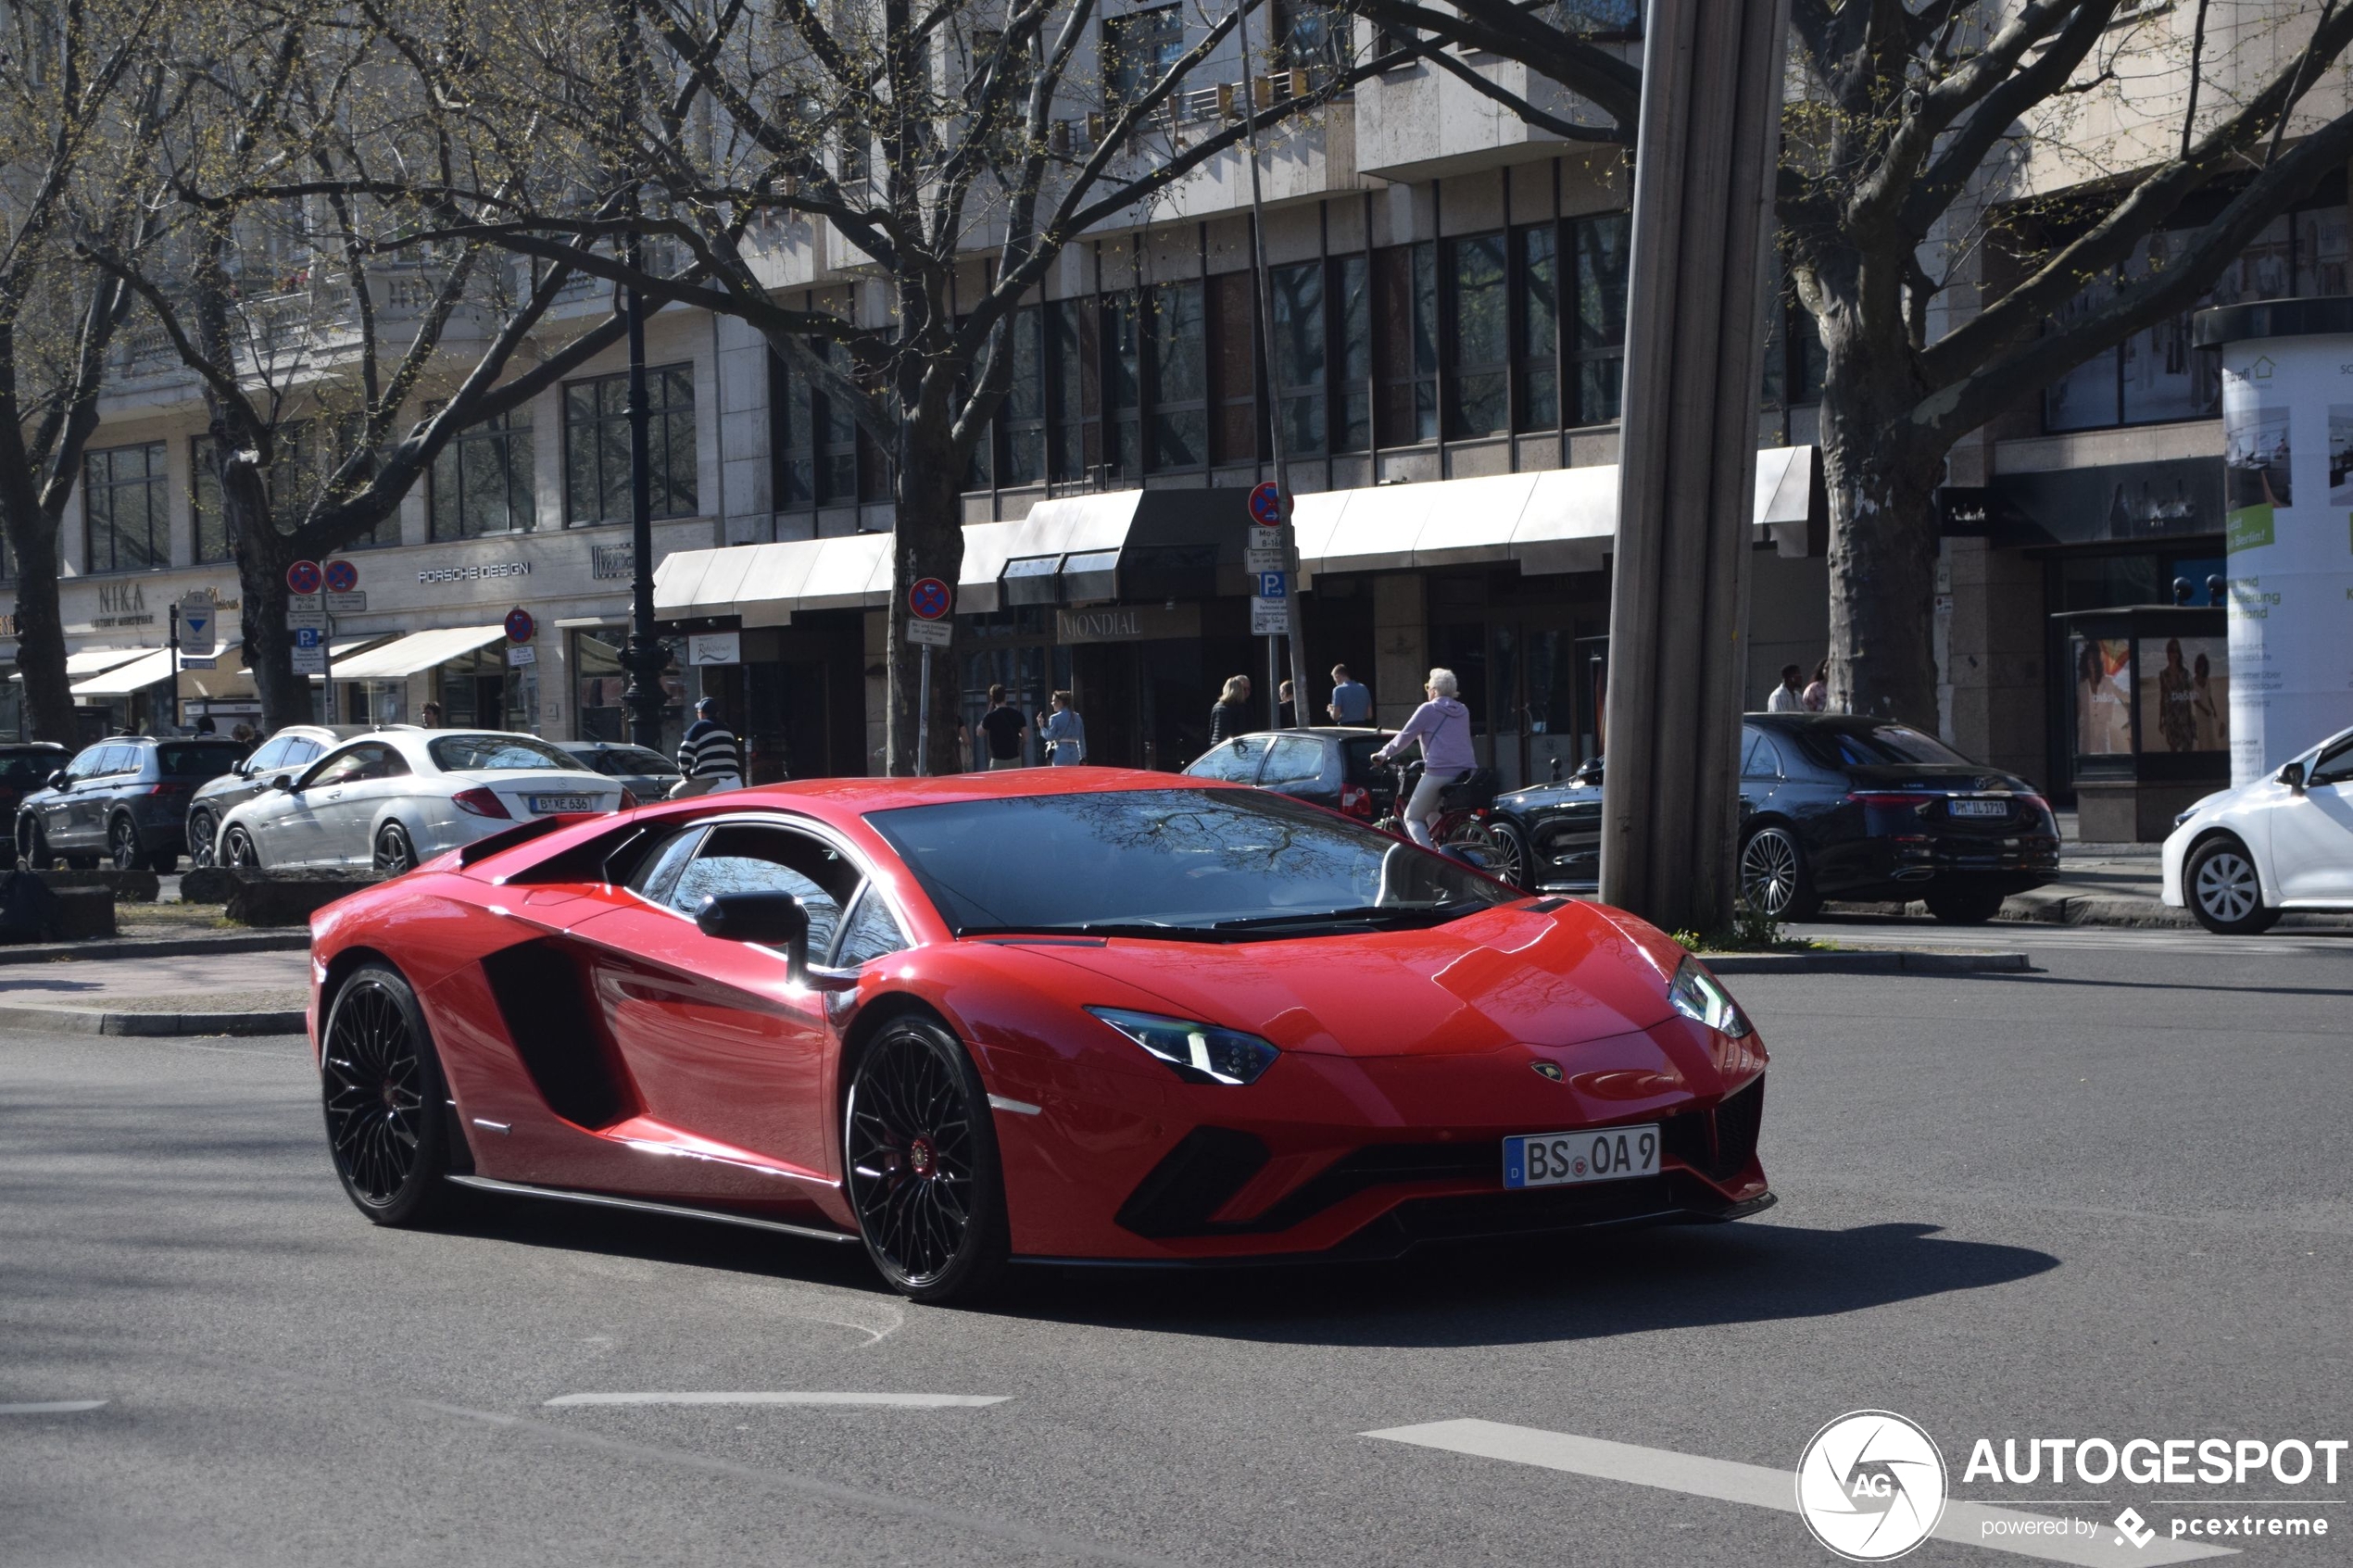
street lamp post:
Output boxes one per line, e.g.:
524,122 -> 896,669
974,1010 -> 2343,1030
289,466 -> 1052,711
619,243 -> 665,751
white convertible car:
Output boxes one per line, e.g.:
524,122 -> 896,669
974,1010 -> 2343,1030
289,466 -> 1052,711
215,730 -> 626,872
2163,724 -> 2353,933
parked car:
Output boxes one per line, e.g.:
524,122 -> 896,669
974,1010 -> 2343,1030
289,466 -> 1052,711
2163,723 -> 2353,934
555,740 -> 683,803
1179,727 -> 1402,822
17,735 -> 250,872
1487,755 -> 1605,893
186,724 -> 384,868
1731,714 -> 2058,922
216,729 -> 626,872
0,743 -> 70,832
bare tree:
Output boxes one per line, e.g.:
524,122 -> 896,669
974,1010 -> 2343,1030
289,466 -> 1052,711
0,0 -> 174,742
1347,0 -> 2353,724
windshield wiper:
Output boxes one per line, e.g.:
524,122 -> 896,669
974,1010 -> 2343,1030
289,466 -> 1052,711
1209,903 -> 1465,933
962,921 -> 1223,941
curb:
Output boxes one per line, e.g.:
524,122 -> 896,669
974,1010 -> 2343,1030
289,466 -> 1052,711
1701,949 -> 2030,974
0,930 -> 310,966
0,1002 -> 306,1036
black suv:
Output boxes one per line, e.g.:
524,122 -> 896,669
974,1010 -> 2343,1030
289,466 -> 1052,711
18,736 -> 250,872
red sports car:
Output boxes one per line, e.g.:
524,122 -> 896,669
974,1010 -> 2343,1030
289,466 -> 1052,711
309,769 -> 1771,1302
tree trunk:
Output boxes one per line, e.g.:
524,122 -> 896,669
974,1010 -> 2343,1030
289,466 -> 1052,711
6,515 -> 78,744
208,435 -> 312,733
1818,387 -> 1945,726
885,451 -> 966,776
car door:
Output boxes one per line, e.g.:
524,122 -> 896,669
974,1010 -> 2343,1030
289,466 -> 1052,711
314,742 -> 409,865
36,746 -> 101,847
2271,734 -> 2353,904
63,745 -> 132,847
260,746 -> 370,866
573,819 -> 860,1187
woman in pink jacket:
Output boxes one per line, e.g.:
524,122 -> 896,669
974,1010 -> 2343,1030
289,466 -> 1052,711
1373,668 -> 1476,847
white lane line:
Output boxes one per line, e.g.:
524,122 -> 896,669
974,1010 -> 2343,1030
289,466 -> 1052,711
1363,1420 -> 2234,1566
545,1392 -> 1009,1409
0,1400 -> 107,1414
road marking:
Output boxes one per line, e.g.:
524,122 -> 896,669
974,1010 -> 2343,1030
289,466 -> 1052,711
1363,1420 -> 2234,1565
0,1400 -> 107,1414
545,1391 -> 1008,1409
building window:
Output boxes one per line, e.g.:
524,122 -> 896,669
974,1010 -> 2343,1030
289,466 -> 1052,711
188,421 -> 396,560
774,349 -> 817,508
1560,0 -> 1642,39
1374,243 -> 1438,445
1567,211 -> 1630,427
1050,298 -> 1101,483
999,306 -> 1048,488
1516,225 -> 1560,430
564,364 -> 697,525
1106,293 -> 1143,477
83,442 -> 168,572
1446,232 -> 1510,437
1210,271 -> 1257,464
1336,254 -> 1372,449
429,410 -> 535,539
1275,0 -> 1347,87
1270,259 -> 1327,456
1104,6 -> 1185,112
1146,280 -> 1206,469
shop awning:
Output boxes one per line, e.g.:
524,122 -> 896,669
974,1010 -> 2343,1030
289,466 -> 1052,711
69,646 -> 182,697
12,646 -> 153,683
655,532 -> 894,625
327,625 -> 507,681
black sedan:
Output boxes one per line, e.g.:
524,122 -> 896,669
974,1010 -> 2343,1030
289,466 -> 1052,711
1488,717 -> 2058,922
1180,727 -> 1401,822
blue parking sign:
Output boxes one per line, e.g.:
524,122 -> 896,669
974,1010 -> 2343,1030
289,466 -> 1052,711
296,627 -> 323,649
1256,571 -> 1287,598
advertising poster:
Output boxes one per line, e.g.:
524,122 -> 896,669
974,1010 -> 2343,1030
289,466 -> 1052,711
2072,635 -> 2133,755
2137,634 -> 2229,753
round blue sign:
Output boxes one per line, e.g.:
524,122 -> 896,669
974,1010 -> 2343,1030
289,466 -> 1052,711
909,577 -> 953,621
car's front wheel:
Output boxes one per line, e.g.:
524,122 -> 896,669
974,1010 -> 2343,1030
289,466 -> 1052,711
187,809 -> 219,869
1740,825 -> 1818,919
1482,819 -> 1531,889
844,1014 -> 1009,1305
373,822 -> 418,875
107,815 -> 143,872
220,825 -> 261,869
321,962 -> 458,1225
2186,835 -> 2279,935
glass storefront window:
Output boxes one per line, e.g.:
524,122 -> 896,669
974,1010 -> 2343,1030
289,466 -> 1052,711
571,627 -> 686,752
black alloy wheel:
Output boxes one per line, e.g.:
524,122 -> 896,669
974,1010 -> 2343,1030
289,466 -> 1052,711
2185,835 -> 2279,935
373,822 -> 418,875
187,809 -> 218,869
321,963 -> 456,1224
1739,825 -> 1817,919
844,1015 -> 1009,1304
108,816 -> 142,872
1923,885 -> 2007,924
19,817 -> 53,871
1481,819 -> 1530,890
221,825 -> 261,869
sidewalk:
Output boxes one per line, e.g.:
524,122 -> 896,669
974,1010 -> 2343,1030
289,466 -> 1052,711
0,949 -> 310,1035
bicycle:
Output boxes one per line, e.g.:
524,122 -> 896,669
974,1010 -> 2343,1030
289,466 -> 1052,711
1373,759 -> 1514,879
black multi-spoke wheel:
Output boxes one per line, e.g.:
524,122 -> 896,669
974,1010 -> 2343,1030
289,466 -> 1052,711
187,809 -> 219,869
321,964 -> 455,1224
844,1015 -> 1008,1303
108,816 -> 143,872
1484,820 -> 1530,890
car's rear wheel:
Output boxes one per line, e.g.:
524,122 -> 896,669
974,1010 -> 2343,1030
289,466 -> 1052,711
2186,836 -> 2278,935
321,963 -> 457,1225
844,1014 -> 1009,1305
1923,885 -> 2007,923
373,822 -> 418,875
107,815 -> 143,872
187,809 -> 219,869
221,825 -> 261,869
19,817 -> 53,871
1481,819 -> 1530,889
1739,825 -> 1817,919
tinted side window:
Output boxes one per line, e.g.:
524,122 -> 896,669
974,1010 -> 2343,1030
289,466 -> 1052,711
630,826 -> 708,908
305,746 -> 382,788
66,746 -> 109,779
1342,736 -> 1387,786
285,739 -> 323,765
668,824 -> 856,955
157,742 -> 247,777
99,746 -> 137,775
1260,734 -> 1328,789
832,885 -> 909,967
2313,735 -> 2353,785
247,737 -> 294,773
1740,730 -> 1783,779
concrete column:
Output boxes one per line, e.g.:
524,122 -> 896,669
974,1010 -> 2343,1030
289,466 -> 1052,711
1599,0 -> 1793,932
1938,537 -> 2048,787
1371,573 -> 1427,728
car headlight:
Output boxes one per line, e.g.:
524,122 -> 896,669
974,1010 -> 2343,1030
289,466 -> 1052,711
1669,956 -> 1753,1038
1086,1007 -> 1279,1085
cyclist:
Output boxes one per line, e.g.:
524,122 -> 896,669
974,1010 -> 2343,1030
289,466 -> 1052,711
1373,668 -> 1475,847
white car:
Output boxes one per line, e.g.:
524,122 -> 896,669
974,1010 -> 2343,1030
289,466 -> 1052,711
2163,724 -> 2353,934
217,729 -> 627,873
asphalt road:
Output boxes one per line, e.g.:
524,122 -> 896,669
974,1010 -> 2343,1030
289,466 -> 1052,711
6,925 -> 2350,1567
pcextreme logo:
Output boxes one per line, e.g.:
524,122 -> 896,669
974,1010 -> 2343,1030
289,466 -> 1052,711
1796,1411 -> 1949,1561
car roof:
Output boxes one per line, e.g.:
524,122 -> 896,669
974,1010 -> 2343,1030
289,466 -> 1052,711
0,741 -> 68,752
1219,726 -> 1389,740
1743,712 -> 1922,731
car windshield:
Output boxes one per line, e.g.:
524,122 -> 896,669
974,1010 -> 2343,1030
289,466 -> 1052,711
428,734 -> 582,772
157,742 -> 246,778
591,746 -> 677,776
865,786 -> 1518,939
1793,722 -> 1969,769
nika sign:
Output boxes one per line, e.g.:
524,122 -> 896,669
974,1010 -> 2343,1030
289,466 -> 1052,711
94,581 -> 156,628
1054,604 -> 1201,645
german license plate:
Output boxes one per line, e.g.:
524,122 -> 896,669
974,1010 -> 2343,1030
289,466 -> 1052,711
529,794 -> 595,814
1950,798 -> 2007,818
1504,1124 -> 1659,1189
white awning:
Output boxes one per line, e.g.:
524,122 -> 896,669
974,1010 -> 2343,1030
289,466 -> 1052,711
327,625 -> 507,681
655,533 -> 893,625
70,646 -> 180,697
960,492 -> 1146,613
12,646 -> 153,684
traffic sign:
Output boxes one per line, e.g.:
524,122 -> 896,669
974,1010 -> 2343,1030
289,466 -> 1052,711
178,596 -> 215,657
1251,599 -> 1288,636
326,591 -> 367,613
905,616 -> 953,648
909,577 -> 953,621
291,644 -> 326,675
286,560 -> 322,596
294,627 -> 325,649
288,593 -> 322,612
1256,571 -> 1288,599
1248,481 -> 1282,527
1245,545 -> 1286,572
285,609 -> 328,632
323,558 -> 359,594
505,606 -> 535,644
507,645 -> 536,667
179,657 -> 217,670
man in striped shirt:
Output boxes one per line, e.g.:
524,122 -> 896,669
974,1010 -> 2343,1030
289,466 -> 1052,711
677,697 -> 744,793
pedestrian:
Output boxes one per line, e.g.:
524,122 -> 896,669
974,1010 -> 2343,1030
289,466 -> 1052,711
195,716 -> 217,735
420,701 -> 443,728
673,696 -> 744,796
1209,675 -> 1252,746
1040,690 -> 1087,765
1373,668 -> 1476,848
231,722 -> 255,745
1801,659 -> 1829,713
1277,680 -> 1297,729
980,684 -> 1028,770
1327,663 -> 1373,725
1767,663 -> 1806,713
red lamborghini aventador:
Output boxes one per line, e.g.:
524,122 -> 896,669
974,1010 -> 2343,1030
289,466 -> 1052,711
309,768 -> 1771,1302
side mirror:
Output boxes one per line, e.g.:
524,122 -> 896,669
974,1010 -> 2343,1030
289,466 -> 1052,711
2280,761 -> 2307,794
697,890 -> 827,985
44,771 -> 66,789
271,773 -> 296,792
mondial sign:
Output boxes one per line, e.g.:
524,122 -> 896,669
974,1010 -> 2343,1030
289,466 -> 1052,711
2196,298 -> 2353,786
